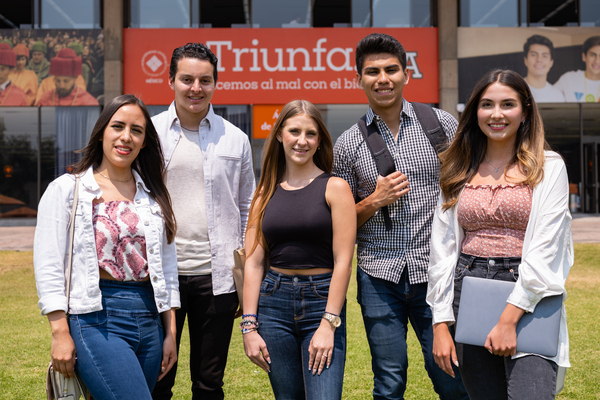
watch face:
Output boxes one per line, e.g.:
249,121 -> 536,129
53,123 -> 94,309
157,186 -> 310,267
324,313 -> 341,328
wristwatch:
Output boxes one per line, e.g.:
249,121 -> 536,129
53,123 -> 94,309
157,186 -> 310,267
322,312 -> 341,328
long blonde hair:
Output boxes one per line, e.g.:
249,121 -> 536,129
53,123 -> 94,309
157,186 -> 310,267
248,100 -> 333,255
440,69 -> 549,211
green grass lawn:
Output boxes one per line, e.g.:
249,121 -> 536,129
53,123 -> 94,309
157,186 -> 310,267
1,244 -> 599,399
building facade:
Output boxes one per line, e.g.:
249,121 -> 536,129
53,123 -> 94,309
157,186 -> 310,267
1,0 -> 599,222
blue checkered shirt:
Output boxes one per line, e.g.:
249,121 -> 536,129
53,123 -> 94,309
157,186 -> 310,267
333,99 -> 458,284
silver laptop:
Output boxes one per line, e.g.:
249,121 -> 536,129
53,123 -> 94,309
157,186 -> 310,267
455,276 -> 562,357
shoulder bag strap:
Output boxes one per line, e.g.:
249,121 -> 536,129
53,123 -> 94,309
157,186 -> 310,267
411,102 -> 447,156
65,176 -> 80,314
357,115 -> 395,231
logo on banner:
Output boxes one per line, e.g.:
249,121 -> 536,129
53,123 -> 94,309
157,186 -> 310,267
141,50 -> 168,83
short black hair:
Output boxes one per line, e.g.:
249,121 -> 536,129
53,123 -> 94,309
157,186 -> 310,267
583,36 -> 600,56
523,35 -> 554,59
169,42 -> 218,82
355,33 -> 406,76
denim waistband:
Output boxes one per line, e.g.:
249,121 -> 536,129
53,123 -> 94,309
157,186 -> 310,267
99,279 -> 157,314
459,253 -> 521,270
266,268 -> 332,287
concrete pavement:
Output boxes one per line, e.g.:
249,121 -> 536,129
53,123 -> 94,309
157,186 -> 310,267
1,214 -> 598,252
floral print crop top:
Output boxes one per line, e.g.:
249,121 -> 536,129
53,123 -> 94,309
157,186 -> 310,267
92,201 -> 148,281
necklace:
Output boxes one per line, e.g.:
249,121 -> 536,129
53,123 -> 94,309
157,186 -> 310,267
484,155 -> 508,173
95,169 -> 133,182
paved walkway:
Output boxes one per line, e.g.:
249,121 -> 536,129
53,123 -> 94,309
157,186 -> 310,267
1,214 -> 598,251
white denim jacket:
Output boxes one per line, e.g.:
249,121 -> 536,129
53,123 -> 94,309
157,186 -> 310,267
427,151 -> 574,367
152,102 -> 255,295
34,166 -> 180,316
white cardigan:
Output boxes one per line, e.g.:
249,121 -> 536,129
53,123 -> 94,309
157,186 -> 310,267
426,151 -> 574,367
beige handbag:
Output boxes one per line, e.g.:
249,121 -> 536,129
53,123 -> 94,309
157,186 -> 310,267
45,176 -> 90,400
232,248 -> 246,310
232,248 -> 269,312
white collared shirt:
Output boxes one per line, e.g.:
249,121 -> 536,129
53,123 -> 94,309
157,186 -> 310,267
152,102 -> 255,296
34,166 -> 180,315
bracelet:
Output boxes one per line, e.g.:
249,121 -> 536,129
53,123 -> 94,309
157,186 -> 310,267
239,319 -> 259,334
242,313 -> 258,319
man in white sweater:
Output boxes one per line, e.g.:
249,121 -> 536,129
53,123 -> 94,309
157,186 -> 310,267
151,42 -> 255,400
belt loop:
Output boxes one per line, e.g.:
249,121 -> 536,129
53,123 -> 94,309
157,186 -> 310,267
467,254 -> 476,268
503,258 -> 509,269
275,272 -> 282,288
309,275 -> 314,285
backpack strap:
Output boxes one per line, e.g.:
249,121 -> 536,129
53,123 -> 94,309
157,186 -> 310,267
357,115 -> 395,231
411,102 -> 447,156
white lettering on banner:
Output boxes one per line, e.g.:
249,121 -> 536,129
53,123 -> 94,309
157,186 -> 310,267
326,47 -> 353,72
261,121 -> 271,131
205,41 -> 231,72
216,81 -> 259,90
206,38 -> 358,73
406,52 -> 422,79
286,48 -> 312,72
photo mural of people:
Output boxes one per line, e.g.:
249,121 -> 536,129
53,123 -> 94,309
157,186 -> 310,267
554,36 -> 600,102
0,28 -> 103,106
523,35 -> 565,102
458,28 -> 600,104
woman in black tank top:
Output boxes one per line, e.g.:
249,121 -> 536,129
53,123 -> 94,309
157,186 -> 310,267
241,100 -> 356,400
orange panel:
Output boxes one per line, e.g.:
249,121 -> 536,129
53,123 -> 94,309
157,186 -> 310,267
252,104 -> 285,139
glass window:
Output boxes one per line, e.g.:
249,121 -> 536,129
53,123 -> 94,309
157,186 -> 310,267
460,0 -> 518,27
581,0 -> 600,27
583,103 -> 600,137
252,0 -> 311,28
352,0 -> 371,27
54,107 -> 99,176
130,0 -> 193,28
316,104 -> 366,144
539,104 -> 580,178
373,0 -> 430,28
200,0 -> 247,28
40,0 -> 101,29
0,108 -> 40,217
313,0 -> 351,28
529,0 -> 577,26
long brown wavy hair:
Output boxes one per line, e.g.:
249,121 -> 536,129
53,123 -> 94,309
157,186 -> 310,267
440,69 -> 549,211
248,100 -> 333,255
72,94 -> 177,243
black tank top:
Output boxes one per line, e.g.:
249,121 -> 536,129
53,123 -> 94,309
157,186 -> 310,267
262,173 -> 334,269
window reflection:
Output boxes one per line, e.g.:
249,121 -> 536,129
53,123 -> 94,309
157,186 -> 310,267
0,108 -> 39,217
581,0 -> 600,26
460,0 -> 518,27
252,0 -> 311,28
41,0 -> 101,29
373,0 -> 430,28
130,0 -> 192,28
352,0 -> 371,27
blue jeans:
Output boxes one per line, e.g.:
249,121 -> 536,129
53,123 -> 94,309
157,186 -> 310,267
357,267 -> 468,400
453,254 -> 558,400
258,269 -> 346,400
69,279 -> 164,399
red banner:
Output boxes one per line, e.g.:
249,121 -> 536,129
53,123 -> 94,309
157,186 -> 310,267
124,28 -> 438,105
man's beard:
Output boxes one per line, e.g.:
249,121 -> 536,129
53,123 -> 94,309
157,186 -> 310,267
57,85 -> 75,98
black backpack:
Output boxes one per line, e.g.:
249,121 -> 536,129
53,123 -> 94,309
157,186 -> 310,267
357,102 -> 447,231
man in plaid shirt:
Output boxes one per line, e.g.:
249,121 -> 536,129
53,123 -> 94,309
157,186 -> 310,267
333,33 -> 468,400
